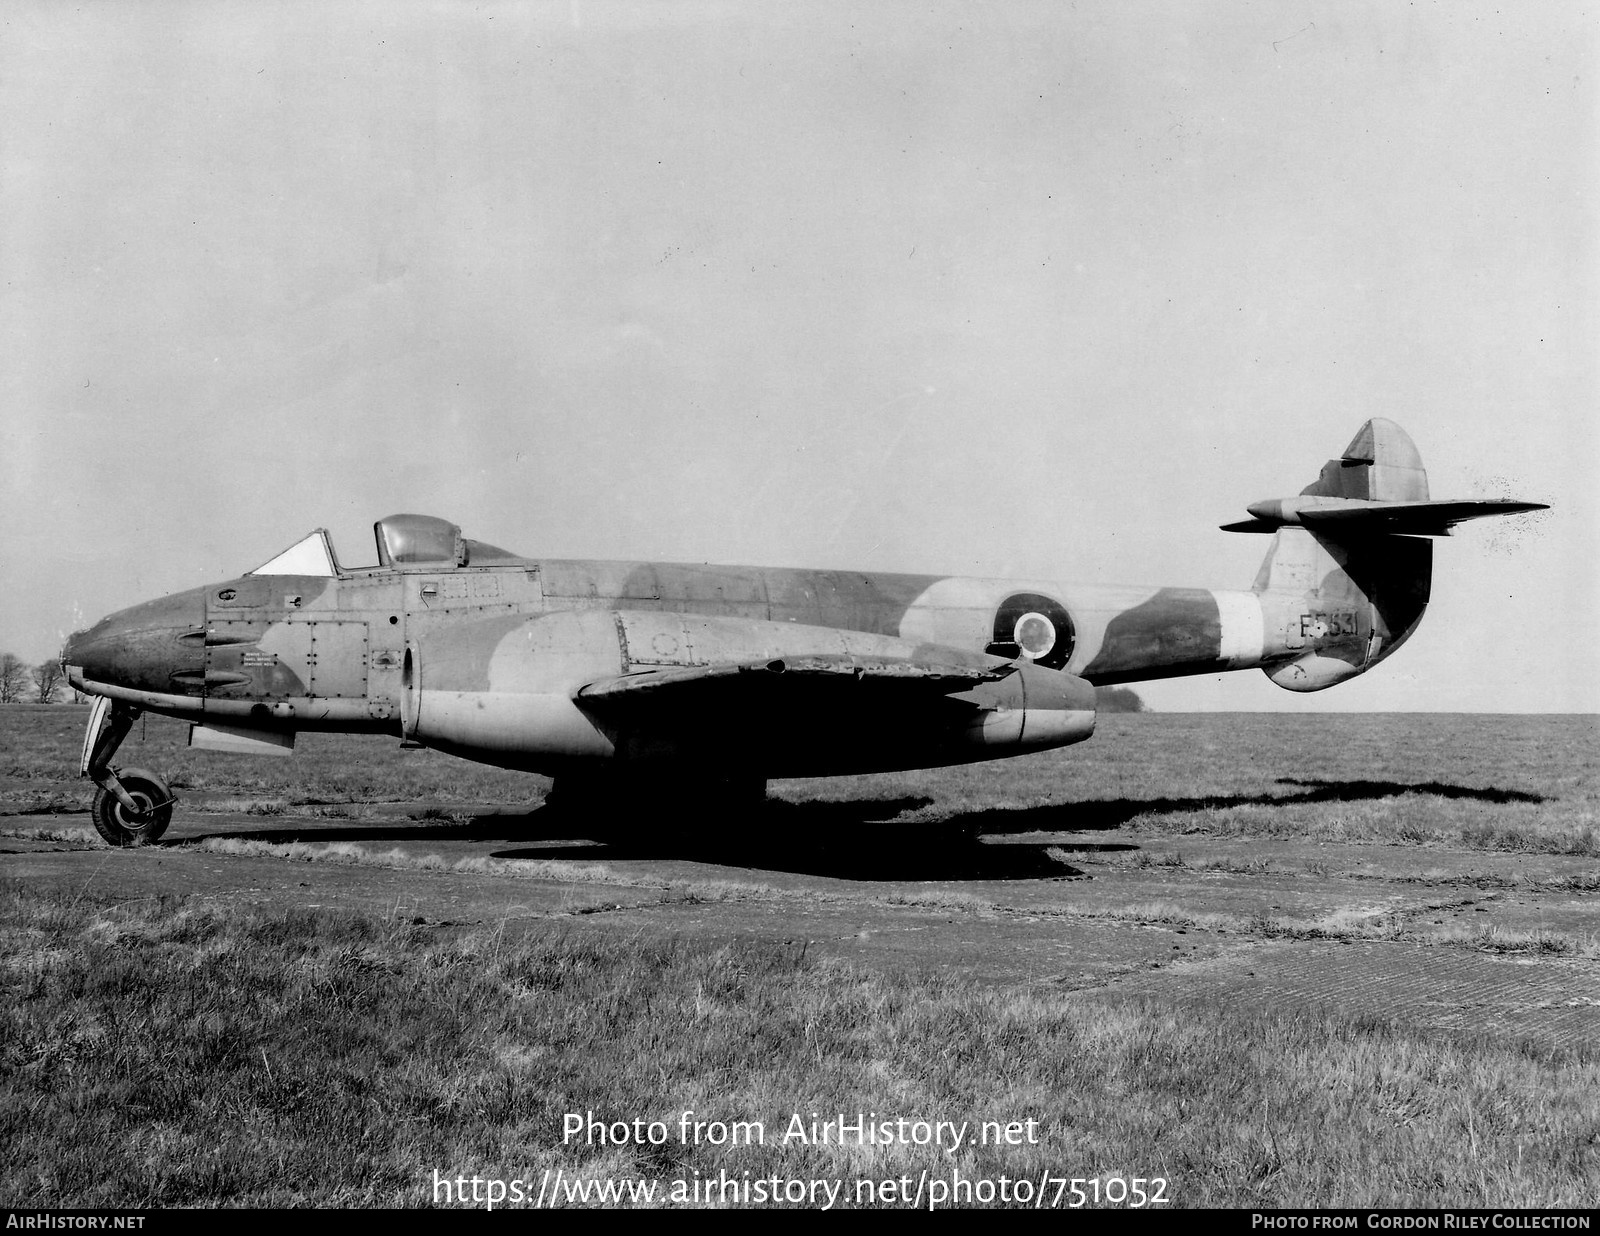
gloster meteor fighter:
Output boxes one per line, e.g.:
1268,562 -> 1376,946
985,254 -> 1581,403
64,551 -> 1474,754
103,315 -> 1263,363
62,419 -> 1544,847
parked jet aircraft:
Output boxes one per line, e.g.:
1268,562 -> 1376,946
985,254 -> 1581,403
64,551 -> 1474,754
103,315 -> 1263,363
63,419 -> 1543,846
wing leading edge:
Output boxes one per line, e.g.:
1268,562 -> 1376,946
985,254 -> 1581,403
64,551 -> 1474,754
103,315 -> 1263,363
575,652 -> 1008,710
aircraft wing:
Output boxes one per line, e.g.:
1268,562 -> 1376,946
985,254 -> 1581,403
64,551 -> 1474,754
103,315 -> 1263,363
564,610 -> 1098,775
575,652 -> 1009,714
571,638 -> 1093,770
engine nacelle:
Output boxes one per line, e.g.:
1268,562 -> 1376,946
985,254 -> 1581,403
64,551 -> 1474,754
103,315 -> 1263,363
399,610 -> 1096,777
947,660 -> 1097,751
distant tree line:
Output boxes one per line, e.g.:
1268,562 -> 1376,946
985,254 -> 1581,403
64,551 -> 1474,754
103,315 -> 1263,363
0,653 -> 78,704
1095,686 -> 1148,713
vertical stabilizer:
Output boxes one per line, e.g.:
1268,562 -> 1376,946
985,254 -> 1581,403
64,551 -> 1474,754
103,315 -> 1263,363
1300,417 -> 1429,502
1245,419 -> 1434,691
1250,525 -> 1432,691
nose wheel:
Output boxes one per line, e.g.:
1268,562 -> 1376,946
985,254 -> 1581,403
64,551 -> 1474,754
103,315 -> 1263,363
91,767 -> 174,847
80,699 -> 176,847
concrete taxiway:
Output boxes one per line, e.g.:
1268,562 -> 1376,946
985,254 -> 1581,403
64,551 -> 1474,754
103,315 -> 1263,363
4,797 -> 1595,1053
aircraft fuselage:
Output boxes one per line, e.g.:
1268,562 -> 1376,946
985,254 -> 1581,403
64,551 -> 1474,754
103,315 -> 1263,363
64,538 -> 1352,781
62,420 -> 1544,845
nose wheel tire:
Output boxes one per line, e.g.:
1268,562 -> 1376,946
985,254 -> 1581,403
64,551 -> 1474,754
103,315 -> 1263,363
90,768 -> 174,847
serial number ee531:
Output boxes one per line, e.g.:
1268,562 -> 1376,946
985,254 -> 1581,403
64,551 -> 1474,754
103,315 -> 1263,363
1292,610 -> 1361,645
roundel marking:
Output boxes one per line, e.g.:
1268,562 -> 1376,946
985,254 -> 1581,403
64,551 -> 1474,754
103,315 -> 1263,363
992,592 -> 1075,670
1013,612 -> 1057,660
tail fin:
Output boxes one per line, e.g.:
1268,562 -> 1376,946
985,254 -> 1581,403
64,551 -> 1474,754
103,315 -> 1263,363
1302,417 -> 1430,502
1224,419 -> 1546,693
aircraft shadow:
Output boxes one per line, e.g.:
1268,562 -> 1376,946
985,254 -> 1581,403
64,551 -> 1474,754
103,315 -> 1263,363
962,777 -> 1546,838
177,777 -> 1539,880
488,797 -> 1090,882
184,796 -> 941,849
490,835 -> 1088,883
191,799 -> 1088,881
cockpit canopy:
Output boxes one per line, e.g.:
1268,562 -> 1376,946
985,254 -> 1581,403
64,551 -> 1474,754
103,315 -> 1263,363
373,514 -> 468,567
248,514 -> 515,577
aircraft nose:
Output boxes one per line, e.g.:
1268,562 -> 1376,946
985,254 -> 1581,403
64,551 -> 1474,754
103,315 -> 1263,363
62,587 -> 208,697
60,629 -> 85,673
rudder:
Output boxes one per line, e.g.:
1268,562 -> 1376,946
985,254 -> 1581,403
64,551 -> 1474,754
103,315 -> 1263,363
1300,417 -> 1428,502
1238,419 -> 1436,692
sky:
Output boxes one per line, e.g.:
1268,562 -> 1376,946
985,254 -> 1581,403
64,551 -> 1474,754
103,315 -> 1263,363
2,1 -> 1594,711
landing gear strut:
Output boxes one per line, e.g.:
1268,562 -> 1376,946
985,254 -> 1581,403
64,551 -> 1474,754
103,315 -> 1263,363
81,698 -> 174,847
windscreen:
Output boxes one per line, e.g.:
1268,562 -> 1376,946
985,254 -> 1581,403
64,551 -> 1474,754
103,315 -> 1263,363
249,530 -> 337,576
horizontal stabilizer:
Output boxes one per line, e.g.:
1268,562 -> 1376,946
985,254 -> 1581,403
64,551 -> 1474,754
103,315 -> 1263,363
1223,496 -> 1547,538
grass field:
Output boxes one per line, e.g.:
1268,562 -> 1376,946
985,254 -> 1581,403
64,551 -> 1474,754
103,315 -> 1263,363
1,705 -> 1596,1208
3,883 -> 1597,1209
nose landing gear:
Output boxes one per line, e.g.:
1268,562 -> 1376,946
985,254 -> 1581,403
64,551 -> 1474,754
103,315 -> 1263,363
91,767 -> 174,847
81,698 -> 175,847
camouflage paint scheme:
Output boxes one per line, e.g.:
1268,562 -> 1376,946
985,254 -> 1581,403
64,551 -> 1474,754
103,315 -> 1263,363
62,420 -> 1543,788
